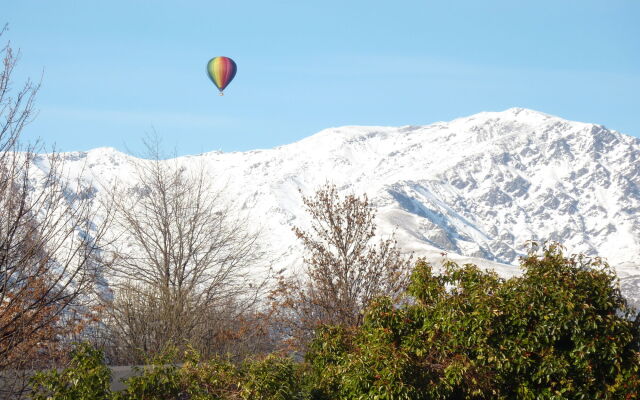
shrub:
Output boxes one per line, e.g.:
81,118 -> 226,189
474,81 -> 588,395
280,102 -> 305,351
30,343 -> 112,400
177,349 -> 240,400
113,347 -> 184,400
307,243 -> 640,399
240,354 -> 305,400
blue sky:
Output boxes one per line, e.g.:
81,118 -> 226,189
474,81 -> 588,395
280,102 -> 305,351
5,1 -> 639,155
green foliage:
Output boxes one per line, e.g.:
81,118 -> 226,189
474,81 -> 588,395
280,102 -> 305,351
240,354 -> 305,400
30,343 -> 112,400
114,348 -> 182,400
177,349 -> 240,400
29,343 -> 307,400
307,243 -> 640,399
305,326 -> 353,399
117,350 -> 308,400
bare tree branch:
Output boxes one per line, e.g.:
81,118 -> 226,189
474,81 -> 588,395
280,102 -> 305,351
0,30 -> 111,398
102,138 -> 269,363
271,183 -> 414,348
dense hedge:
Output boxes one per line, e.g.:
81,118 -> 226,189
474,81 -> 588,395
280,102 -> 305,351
30,244 -> 640,399
307,244 -> 640,399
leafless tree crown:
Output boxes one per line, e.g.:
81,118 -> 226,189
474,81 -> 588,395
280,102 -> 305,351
272,183 -> 413,347
103,140 -> 268,363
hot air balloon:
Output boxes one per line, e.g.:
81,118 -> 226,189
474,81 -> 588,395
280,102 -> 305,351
207,57 -> 237,95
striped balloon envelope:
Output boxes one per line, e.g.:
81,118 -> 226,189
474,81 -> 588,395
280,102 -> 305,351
206,57 -> 237,95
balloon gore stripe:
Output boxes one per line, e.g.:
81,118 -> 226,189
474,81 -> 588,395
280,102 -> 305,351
207,57 -> 237,93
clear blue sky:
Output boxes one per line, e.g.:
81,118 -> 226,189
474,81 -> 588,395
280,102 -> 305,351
5,1 -> 640,155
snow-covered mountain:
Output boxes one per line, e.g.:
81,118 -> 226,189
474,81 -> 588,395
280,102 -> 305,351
38,108 -> 640,303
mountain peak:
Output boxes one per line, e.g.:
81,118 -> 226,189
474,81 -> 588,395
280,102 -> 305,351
32,110 -> 640,304
504,107 -> 550,117
450,107 -> 557,127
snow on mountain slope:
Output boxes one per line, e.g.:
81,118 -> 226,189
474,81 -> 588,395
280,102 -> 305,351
39,108 -> 640,303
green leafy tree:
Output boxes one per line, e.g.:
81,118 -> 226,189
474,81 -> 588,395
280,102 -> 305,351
306,243 -> 640,399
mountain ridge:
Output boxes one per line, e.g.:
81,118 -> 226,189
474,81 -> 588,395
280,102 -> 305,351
36,108 -> 640,302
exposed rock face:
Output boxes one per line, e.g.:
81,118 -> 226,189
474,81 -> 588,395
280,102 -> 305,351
35,108 -> 640,304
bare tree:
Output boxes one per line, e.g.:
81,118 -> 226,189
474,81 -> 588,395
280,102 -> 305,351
0,27 -> 111,397
103,140 -> 268,363
272,183 -> 414,347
